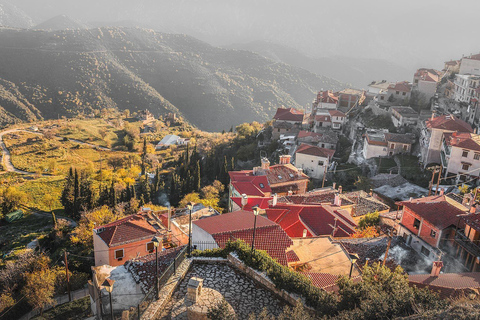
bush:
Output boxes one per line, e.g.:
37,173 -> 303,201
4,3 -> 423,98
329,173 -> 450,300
358,211 -> 380,229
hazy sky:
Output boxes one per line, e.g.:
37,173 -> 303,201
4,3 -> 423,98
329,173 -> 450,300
9,0 -> 480,71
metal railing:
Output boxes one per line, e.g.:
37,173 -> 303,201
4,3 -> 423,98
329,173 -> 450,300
128,246 -> 188,320
191,241 -> 220,251
455,231 -> 480,258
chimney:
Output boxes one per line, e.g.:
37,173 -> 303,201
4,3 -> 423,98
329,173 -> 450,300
303,229 -> 307,238
338,186 -> 343,194
288,190 -> 293,196
333,182 -> 336,190
279,155 -> 291,165
369,189 -> 373,196
440,188 -> 444,196
261,157 -> 270,170
431,113 -> 434,120
430,261 -> 443,277
470,205 -> 476,214
167,207 -> 172,232
241,194 -> 248,209
297,168 -> 304,177
334,193 -> 342,206
272,193 -> 278,207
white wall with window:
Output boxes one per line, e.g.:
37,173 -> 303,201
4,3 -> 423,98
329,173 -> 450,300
294,152 -> 329,180
443,143 -> 480,184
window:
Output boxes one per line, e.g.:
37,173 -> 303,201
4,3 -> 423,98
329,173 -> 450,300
475,153 -> 480,160
277,175 -> 283,179
115,249 -> 124,260
462,150 -> 469,157
259,183 -> 265,188
403,144 -> 408,151
380,96 -> 384,100
289,173 -> 294,178
420,246 -> 430,257
462,163 -> 470,171
318,161 -> 324,166
396,91 -> 400,95
430,230 -> 437,238
146,242 -> 155,253
321,144 -> 325,148
390,144 -> 395,149
402,92 -> 406,96
413,218 -> 421,229
414,79 -> 418,84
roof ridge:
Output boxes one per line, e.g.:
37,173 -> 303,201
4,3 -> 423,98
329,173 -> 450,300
108,224 -> 118,246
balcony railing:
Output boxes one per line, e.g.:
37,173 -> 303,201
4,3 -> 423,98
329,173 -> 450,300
455,231 -> 480,258
440,151 -> 448,167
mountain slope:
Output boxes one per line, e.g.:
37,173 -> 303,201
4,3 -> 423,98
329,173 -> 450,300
0,0 -> 33,28
0,27 -> 345,131
227,41 -> 412,89
33,15 -> 87,31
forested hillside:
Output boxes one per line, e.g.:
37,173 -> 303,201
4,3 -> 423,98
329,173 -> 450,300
0,27 -> 345,131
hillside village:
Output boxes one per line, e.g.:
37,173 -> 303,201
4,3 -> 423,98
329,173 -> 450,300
2,52 -> 480,320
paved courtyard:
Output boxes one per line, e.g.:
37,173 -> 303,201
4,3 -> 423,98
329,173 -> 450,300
158,263 -> 286,319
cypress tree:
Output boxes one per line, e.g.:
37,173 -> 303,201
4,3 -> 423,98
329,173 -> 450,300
61,168 -> 75,216
141,138 -> 147,175
195,160 -> 201,192
109,181 -> 117,208
73,169 -> 80,220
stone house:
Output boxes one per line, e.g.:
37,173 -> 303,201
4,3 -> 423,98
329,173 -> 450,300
441,131 -> 480,183
387,81 -> 412,102
390,106 -> 418,127
296,130 -> 338,150
362,132 -> 414,159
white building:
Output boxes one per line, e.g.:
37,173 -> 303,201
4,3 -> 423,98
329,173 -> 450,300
390,106 -> 419,127
459,53 -> 480,76
295,143 -> 334,179
441,132 -> 480,183
420,115 -> 473,166
453,74 -> 480,104
413,69 -> 442,100
363,132 -> 414,159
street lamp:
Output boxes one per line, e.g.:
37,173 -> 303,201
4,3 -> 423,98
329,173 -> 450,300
251,205 -> 260,251
187,202 -> 195,256
151,236 -> 161,299
349,253 -> 359,279
102,278 -> 115,320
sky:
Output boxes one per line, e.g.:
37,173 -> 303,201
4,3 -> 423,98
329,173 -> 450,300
9,0 -> 480,72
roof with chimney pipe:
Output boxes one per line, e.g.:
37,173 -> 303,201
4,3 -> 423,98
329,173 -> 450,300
230,196 -> 272,211
426,115 -> 473,132
273,107 -> 304,122
408,272 -> 480,299
295,143 -> 335,159
443,132 -> 480,151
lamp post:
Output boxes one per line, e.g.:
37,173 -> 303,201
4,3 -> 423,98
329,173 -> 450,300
102,278 -> 115,320
251,205 -> 260,251
151,236 -> 161,299
349,253 -> 359,279
187,202 -> 194,256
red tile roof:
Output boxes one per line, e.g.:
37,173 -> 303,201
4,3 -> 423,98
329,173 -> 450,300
229,172 -> 271,197
230,196 -> 272,211
460,213 -> 480,233
273,108 -> 304,122
397,195 -> 467,230
95,214 -> 157,247
409,272 -> 480,299
213,225 -> 293,266
302,272 -> 362,292
426,115 -> 473,132
295,143 -> 335,159
266,204 -> 357,238
193,210 -> 277,234
445,132 -> 480,152
316,90 -> 339,104
297,131 -> 323,139
328,109 -> 345,117
315,115 -> 332,122
193,211 -> 293,265
414,69 -> 442,83
465,53 -> 480,61
286,250 -> 300,263
365,133 -> 387,146
388,81 -> 412,92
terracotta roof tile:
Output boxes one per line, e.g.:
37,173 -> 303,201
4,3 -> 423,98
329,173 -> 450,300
230,196 -> 272,211
296,143 -> 335,159
286,250 -> 300,263
446,132 -> 480,152
273,108 -> 304,122
193,210 -> 277,235
409,272 -> 480,299
95,215 -> 157,247
302,272 -> 362,292
328,109 -> 345,117
426,115 -> 473,132
388,81 -> 412,92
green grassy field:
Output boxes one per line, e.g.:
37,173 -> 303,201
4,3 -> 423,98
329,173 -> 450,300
56,118 -> 121,148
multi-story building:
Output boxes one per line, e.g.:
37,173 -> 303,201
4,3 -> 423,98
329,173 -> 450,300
441,131 -> 480,183
362,132 -> 415,159
420,115 -> 473,167
453,74 -> 480,104
312,90 -> 339,111
272,107 -> 305,140
454,208 -> 480,272
336,89 -> 366,112
313,109 -> 347,131
397,194 -> 467,261
390,106 -> 418,127
296,130 -> 338,150
459,53 -> 480,76
386,81 -> 412,102
295,143 -> 335,179
413,68 -> 443,100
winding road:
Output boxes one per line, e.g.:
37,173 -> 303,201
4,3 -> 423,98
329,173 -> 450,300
0,128 -> 113,175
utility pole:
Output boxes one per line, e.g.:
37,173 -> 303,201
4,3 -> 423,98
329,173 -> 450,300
428,166 -> 437,196
322,162 -> 327,188
435,165 -> 443,195
383,232 -> 392,267
64,251 -> 71,301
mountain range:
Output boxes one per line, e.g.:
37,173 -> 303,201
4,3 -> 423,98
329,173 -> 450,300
0,27 -> 345,131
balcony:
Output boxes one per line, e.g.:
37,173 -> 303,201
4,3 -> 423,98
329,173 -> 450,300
455,231 -> 480,258
440,150 -> 448,168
